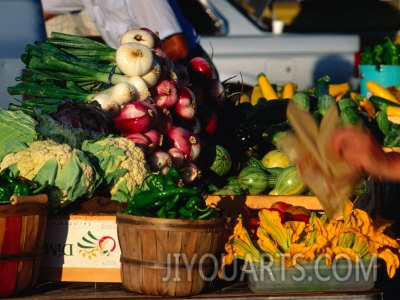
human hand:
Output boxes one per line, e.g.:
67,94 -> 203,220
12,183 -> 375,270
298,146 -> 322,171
330,126 -> 388,178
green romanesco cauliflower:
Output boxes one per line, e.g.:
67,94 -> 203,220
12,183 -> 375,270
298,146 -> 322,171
82,136 -> 149,202
0,139 -> 100,211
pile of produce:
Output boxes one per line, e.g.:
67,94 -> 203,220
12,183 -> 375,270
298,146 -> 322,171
2,28 -> 400,216
219,200 -> 400,279
360,37 -> 399,66
3,28 -> 226,214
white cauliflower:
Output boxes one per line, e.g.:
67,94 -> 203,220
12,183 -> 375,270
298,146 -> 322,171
0,139 -> 99,210
81,136 -> 149,202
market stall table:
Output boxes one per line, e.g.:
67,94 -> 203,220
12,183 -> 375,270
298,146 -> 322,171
6,281 -> 383,300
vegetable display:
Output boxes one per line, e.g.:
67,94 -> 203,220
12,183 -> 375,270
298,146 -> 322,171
219,200 -> 400,279
0,170 -> 47,203
1,29 -> 400,223
361,37 -> 399,66
123,168 -> 219,220
0,139 -> 100,211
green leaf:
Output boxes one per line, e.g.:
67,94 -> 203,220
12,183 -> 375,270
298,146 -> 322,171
34,158 -> 59,185
55,154 -> 86,200
0,109 -> 37,160
104,168 -> 127,186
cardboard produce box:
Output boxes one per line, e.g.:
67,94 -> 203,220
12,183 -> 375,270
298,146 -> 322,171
38,196 -> 327,283
40,214 -> 121,283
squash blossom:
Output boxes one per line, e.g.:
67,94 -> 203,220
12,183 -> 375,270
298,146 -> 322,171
219,202 -> 400,278
218,215 -> 263,279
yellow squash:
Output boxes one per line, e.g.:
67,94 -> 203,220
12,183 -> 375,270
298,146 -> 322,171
257,72 -> 278,100
366,81 -> 400,105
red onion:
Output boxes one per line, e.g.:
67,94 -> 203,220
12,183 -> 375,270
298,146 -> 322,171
172,62 -> 190,88
168,147 -> 185,168
139,27 -> 162,49
153,47 -> 171,78
197,105 -> 218,135
189,133 -> 201,161
152,79 -> 178,109
154,106 -> 173,134
174,87 -> 196,121
179,161 -> 201,184
167,126 -> 192,158
122,132 -> 152,148
114,100 -> 158,133
148,150 -> 172,175
188,56 -> 213,79
143,129 -> 163,148
187,57 -> 213,84
167,126 -> 201,161
209,78 -> 226,106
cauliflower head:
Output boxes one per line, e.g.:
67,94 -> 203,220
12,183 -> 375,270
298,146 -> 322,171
0,139 -> 99,210
82,136 -> 149,202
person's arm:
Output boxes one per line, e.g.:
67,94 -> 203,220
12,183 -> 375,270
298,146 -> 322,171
331,126 -> 400,181
43,10 -> 58,21
162,33 -> 189,63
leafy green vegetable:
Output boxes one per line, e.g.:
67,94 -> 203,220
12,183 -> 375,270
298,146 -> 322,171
0,108 -> 38,160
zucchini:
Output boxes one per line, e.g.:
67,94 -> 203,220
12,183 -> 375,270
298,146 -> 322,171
384,125 -> 400,147
268,166 -> 307,195
239,98 -> 289,131
261,121 -> 292,144
369,96 -> 400,112
337,97 -> 357,111
375,110 -> 390,136
292,91 -> 311,111
317,94 -> 336,116
339,106 -> 363,126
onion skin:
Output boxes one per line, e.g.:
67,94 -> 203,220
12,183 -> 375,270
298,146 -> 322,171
116,42 -> 154,77
122,132 -> 152,148
167,126 -> 192,158
172,62 -> 190,88
108,82 -> 138,106
144,129 -> 163,148
154,106 -> 173,134
120,28 -> 155,49
141,58 -> 162,88
127,75 -> 151,100
189,133 -> 201,161
179,161 -> 201,184
209,78 -> 226,106
152,79 -> 178,109
168,147 -> 186,168
174,87 -> 196,121
148,150 -> 172,175
139,27 -> 163,48
114,100 -> 158,133
91,93 -> 120,115
187,57 -> 213,87
197,105 -> 218,135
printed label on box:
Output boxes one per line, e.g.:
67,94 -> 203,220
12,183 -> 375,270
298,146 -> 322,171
42,215 -> 121,269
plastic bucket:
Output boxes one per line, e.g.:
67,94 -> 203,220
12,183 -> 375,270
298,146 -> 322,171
116,212 -> 225,297
359,65 -> 400,97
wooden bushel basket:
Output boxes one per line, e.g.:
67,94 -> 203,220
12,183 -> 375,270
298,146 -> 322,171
0,197 -> 48,297
116,212 -> 225,297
